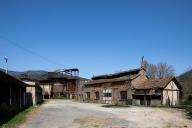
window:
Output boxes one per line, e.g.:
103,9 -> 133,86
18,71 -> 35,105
86,92 -> 90,99
95,91 -> 100,100
103,93 -> 112,97
120,91 -> 127,100
151,95 -> 161,100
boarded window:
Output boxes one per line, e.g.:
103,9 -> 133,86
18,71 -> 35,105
120,91 -> 127,100
95,91 -> 99,100
86,92 -> 90,99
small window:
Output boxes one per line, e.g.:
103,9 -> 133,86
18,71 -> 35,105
104,93 -> 112,97
120,91 -> 127,100
95,91 -> 100,100
86,92 -> 90,99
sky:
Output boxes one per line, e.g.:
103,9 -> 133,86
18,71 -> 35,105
0,0 -> 192,78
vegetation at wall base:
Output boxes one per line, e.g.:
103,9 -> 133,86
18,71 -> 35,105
185,105 -> 192,118
183,100 -> 192,118
0,106 -> 35,128
0,100 -> 46,128
0,105 -> 39,128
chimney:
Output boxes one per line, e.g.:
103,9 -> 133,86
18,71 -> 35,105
139,56 -> 147,80
141,56 -> 144,69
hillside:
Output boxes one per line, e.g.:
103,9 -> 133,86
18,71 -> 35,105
0,68 -> 48,80
177,69 -> 192,103
0,68 -> 88,81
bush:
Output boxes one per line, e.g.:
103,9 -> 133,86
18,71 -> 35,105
0,103 -> 19,125
0,106 -> 37,128
187,95 -> 192,101
185,105 -> 192,118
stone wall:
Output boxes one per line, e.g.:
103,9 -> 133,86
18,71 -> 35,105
83,81 -> 133,104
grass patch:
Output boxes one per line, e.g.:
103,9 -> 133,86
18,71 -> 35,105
0,105 -> 37,128
185,105 -> 192,119
0,100 -> 47,128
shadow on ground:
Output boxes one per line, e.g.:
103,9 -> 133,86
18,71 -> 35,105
101,104 -> 131,108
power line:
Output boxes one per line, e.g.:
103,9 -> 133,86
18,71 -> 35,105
0,35 -> 63,68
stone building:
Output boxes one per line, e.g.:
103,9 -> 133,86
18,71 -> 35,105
76,78 -> 89,101
132,76 -> 180,106
83,62 -> 181,106
84,68 -> 147,104
38,69 -> 81,99
15,73 -> 43,105
24,81 -> 43,105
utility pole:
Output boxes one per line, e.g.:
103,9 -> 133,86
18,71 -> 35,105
4,57 -> 12,105
4,57 -> 8,74
4,57 -> 11,105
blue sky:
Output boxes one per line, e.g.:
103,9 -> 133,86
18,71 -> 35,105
0,0 -> 192,78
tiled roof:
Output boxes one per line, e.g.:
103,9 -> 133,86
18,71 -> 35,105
85,74 -> 140,85
133,77 -> 176,89
0,70 -> 27,87
38,72 -> 88,82
92,68 -> 140,80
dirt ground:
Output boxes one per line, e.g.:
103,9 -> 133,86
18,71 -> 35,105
20,100 -> 192,128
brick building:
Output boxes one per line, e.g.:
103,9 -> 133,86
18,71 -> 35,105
38,69 -> 80,99
84,68 -> 147,104
83,63 -> 181,106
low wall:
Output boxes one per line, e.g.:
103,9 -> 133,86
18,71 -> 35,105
151,100 -> 161,106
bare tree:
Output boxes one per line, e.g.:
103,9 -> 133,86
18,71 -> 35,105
157,62 -> 175,78
144,60 -> 175,79
148,64 -> 158,79
144,61 -> 158,79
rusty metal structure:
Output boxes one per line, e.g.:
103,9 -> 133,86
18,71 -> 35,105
39,68 -> 80,99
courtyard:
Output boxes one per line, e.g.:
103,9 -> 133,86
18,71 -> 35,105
20,100 -> 192,128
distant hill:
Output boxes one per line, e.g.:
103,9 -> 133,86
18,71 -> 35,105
0,68 -> 21,76
0,68 -> 88,81
0,68 -> 48,80
177,69 -> 192,103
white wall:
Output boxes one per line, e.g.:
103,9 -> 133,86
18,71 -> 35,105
163,81 -> 179,106
26,86 -> 36,105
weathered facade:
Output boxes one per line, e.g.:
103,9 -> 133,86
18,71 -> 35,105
83,66 -> 181,106
16,73 -> 43,105
0,71 -> 27,109
39,69 -> 80,99
24,81 -> 43,105
133,77 -> 181,106
76,78 -> 89,101
84,68 -> 148,104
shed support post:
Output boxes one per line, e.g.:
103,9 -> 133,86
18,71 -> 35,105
9,84 -> 12,105
144,92 -> 147,107
20,87 -> 21,108
43,85 -> 45,100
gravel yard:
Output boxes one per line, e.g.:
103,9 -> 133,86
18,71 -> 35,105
20,100 -> 192,128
